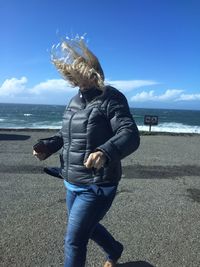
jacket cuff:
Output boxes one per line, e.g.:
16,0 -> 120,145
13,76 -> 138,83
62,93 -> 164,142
97,141 -> 120,163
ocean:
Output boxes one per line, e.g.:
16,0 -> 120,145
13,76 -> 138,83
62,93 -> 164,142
0,103 -> 200,134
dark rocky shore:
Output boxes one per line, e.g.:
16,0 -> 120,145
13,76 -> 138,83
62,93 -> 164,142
0,130 -> 200,267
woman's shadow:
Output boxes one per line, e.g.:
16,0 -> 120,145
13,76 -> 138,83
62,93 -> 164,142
117,261 -> 155,267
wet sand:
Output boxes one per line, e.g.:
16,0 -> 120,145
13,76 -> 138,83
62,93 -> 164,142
0,130 -> 200,267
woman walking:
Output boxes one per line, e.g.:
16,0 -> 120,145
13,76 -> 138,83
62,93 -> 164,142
33,36 -> 140,267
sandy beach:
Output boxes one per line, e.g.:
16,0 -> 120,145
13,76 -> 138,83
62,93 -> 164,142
0,130 -> 200,267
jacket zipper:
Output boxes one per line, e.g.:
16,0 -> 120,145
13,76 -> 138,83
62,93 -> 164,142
66,112 -> 75,180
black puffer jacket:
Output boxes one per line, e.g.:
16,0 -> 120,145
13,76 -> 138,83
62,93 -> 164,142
44,86 -> 140,185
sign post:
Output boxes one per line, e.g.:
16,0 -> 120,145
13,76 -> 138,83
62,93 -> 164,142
144,115 -> 159,132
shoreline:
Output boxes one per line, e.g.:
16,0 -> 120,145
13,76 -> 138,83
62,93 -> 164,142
0,128 -> 199,136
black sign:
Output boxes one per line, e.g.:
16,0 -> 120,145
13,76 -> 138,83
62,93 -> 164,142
144,115 -> 158,126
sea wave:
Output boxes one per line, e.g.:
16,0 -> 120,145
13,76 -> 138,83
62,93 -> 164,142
1,119 -> 200,134
24,113 -> 32,116
27,120 -> 62,129
0,125 -> 61,129
0,120 -> 62,129
138,122 -> 200,134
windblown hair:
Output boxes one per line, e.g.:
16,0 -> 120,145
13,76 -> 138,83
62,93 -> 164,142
51,36 -> 105,90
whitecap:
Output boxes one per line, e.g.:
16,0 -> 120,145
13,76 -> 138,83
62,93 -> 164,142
138,122 -> 200,134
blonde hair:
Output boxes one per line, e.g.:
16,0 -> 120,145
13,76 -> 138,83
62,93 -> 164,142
51,35 -> 105,90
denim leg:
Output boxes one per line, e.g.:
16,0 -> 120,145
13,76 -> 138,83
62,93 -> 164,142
64,185 -> 117,267
88,185 -> 123,261
90,223 -> 123,261
66,189 -> 76,215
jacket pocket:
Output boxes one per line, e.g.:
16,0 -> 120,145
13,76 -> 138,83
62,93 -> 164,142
91,167 -> 104,179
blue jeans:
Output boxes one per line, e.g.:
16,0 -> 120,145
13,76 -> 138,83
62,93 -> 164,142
64,184 -> 123,267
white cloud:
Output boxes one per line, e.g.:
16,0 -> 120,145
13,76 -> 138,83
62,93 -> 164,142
0,77 -> 27,96
106,79 -> 158,92
0,77 -> 77,98
131,90 -> 154,102
178,93 -> 200,101
30,79 -> 77,94
131,89 -> 200,102
1,77 -> 200,104
1,77 -> 157,97
156,89 -> 184,101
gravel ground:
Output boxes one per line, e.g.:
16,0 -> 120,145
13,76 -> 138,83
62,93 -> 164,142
0,130 -> 200,267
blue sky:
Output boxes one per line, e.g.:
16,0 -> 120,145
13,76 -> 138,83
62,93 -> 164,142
0,0 -> 200,109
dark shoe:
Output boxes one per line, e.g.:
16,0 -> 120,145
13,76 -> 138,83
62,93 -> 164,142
104,242 -> 123,266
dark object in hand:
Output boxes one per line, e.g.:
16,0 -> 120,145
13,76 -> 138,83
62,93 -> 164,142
33,140 -> 51,160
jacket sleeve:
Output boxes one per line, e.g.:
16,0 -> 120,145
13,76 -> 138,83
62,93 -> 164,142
37,130 -> 64,155
97,93 -> 140,163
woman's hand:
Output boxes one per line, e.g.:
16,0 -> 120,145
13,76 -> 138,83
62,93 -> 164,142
33,150 -> 47,161
84,151 -> 106,170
